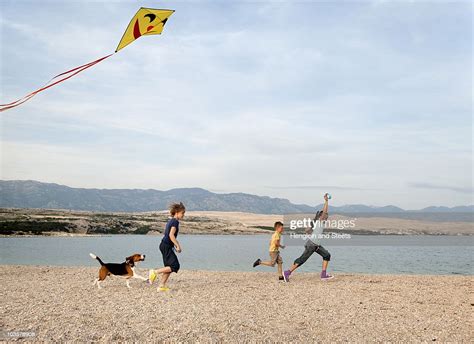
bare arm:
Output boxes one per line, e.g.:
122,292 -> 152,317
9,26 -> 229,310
275,239 -> 285,249
322,193 -> 329,214
169,227 -> 181,252
322,200 -> 329,214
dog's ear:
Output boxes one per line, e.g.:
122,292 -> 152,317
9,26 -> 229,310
125,256 -> 135,267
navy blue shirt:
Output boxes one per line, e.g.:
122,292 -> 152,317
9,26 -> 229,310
162,218 -> 179,247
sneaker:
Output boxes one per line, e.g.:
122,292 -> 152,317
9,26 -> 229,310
253,259 -> 261,268
158,286 -> 170,292
283,270 -> 291,282
321,272 -> 334,281
148,269 -> 157,284
279,276 -> 284,281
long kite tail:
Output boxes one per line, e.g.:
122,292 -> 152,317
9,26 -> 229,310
0,53 -> 114,112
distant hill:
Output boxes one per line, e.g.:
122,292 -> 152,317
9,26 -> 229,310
0,180 -> 314,214
420,205 -> 474,213
0,180 -> 472,221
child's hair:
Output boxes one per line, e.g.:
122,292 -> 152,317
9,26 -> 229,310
274,221 -> 284,229
169,202 -> 186,216
314,211 -> 323,220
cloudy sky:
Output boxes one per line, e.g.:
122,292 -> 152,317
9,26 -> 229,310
0,0 -> 472,209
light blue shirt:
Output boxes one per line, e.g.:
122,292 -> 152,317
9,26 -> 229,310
305,221 -> 324,246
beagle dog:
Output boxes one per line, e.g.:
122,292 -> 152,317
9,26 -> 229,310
89,253 -> 147,289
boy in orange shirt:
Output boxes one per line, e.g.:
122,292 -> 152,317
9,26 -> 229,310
252,221 -> 285,280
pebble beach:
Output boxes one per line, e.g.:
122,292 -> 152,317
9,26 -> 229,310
1,265 -> 472,342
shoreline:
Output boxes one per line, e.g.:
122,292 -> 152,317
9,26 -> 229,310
0,264 -> 472,277
1,265 -> 471,342
2,231 -> 473,238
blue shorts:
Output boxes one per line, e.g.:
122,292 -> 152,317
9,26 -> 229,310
159,241 -> 180,273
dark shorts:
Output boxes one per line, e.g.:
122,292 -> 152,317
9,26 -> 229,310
294,241 -> 331,266
160,241 -> 180,273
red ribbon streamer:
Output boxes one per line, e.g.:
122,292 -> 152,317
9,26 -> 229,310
0,53 -> 114,112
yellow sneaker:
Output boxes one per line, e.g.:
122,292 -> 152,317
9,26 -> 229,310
148,269 -> 157,284
158,286 -> 170,292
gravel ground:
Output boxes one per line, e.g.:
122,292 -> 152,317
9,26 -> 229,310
0,265 -> 472,342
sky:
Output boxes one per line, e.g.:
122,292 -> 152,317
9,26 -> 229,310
0,0 -> 472,209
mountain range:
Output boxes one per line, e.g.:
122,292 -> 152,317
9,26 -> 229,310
0,180 -> 472,221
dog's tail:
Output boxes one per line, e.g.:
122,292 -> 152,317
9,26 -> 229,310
89,253 -> 105,266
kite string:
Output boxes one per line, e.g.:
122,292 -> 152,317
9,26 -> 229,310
0,53 -> 114,108
0,53 -> 114,112
1,58 -> 98,107
52,54 -> 114,80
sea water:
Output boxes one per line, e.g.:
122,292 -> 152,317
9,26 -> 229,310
0,235 -> 472,275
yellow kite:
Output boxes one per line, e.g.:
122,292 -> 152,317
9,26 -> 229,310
1,7 -> 175,112
116,8 -> 175,52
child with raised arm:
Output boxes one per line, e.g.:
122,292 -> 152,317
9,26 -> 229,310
252,221 -> 286,280
284,193 -> 333,282
148,202 -> 185,291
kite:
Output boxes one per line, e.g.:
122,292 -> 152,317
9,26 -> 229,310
0,7 -> 174,112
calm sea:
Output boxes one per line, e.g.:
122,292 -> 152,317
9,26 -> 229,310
0,235 -> 472,275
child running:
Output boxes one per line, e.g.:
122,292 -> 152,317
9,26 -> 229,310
284,193 -> 333,282
148,202 -> 185,291
252,221 -> 286,280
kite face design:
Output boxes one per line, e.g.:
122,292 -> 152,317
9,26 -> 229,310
134,13 -> 168,39
116,7 -> 175,52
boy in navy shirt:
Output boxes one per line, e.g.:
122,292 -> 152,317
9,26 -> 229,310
149,202 -> 185,291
